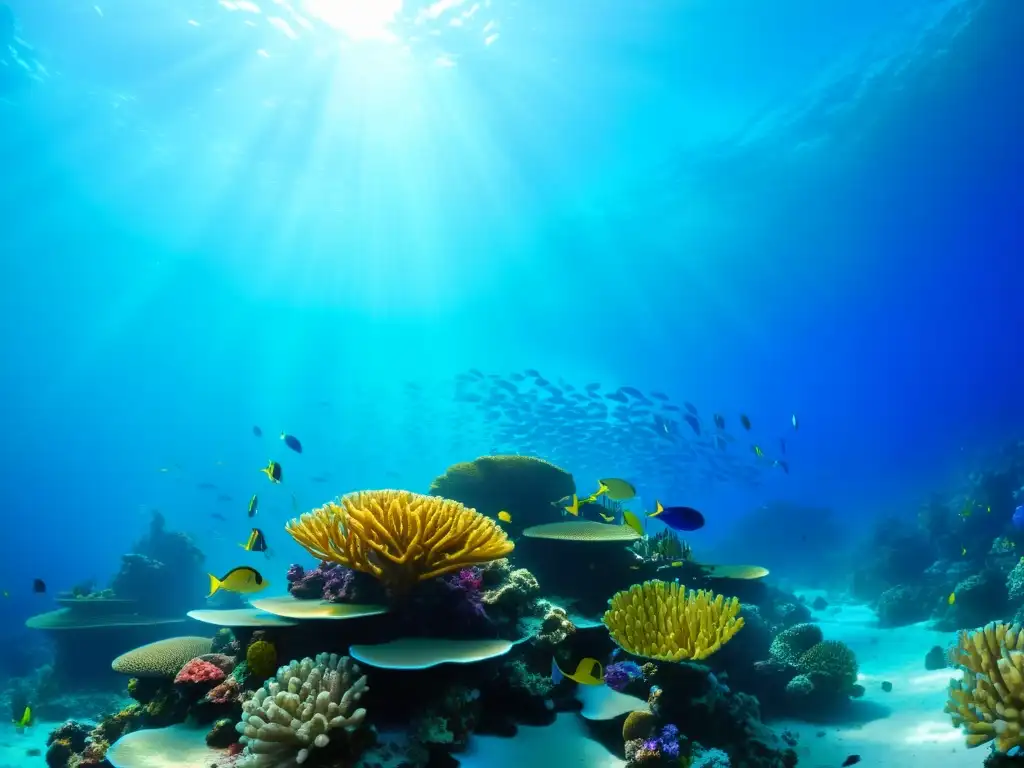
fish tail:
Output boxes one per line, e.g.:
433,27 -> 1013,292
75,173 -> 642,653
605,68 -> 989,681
207,573 -> 221,598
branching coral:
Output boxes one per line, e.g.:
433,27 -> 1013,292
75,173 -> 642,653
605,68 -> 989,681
946,621 -> 1024,752
236,652 -> 368,767
603,581 -> 744,662
285,490 -> 514,591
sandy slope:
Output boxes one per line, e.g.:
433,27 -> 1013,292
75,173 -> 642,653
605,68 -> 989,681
773,594 -> 983,768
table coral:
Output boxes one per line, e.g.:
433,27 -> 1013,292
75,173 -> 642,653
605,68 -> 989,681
286,489 -> 513,591
603,581 -> 744,662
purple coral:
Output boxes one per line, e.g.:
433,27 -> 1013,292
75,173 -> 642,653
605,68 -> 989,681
605,661 -> 643,691
287,562 -> 358,602
444,567 -> 488,621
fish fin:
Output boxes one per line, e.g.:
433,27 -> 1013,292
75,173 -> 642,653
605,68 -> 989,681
207,573 -> 221,598
649,500 -> 664,517
551,657 -> 565,684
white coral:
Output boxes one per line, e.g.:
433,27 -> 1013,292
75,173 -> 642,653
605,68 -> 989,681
236,652 -> 368,767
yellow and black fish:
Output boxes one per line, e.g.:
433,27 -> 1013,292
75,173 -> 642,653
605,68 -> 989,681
239,528 -> 269,555
208,566 -> 268,597
260,461 -> 282,484
247,494 -> 258,518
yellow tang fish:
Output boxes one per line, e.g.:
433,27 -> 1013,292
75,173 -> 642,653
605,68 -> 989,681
622,510 -> 644,537
961,547 -> 966,556
208,566 -> 268,597
597,478 -> 637,501
13,705 -> 31,731
497,510 -> 512,523
552,657 -> 604,686
564,494 -> 581,517
947,592 -> 956,606
752,445 -> 764,458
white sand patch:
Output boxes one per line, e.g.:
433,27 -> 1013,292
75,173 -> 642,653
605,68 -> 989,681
774,599 -> 983,767
0,719 -> 55,766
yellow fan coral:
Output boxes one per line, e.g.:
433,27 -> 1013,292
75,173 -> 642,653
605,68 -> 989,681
286,489 -> 514,590
946,621 -> 1024,751
602,581 -> 743,662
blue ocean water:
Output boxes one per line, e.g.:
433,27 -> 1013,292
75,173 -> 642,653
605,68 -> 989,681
0,0 -> 1021,644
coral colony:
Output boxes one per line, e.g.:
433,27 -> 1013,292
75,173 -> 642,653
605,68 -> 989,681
15,441 -> 1024,768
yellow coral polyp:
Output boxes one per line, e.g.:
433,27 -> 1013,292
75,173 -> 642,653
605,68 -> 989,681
602,581 -> 743,662
286,489 -> 514,590
945,621 -> 1024,753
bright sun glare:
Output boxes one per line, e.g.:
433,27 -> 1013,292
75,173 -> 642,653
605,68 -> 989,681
299,0 -> 404,42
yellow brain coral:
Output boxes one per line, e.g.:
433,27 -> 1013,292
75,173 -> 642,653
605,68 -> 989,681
286,489 -> 514,590
602,581 -> 743,662
946,621 -> 1024,752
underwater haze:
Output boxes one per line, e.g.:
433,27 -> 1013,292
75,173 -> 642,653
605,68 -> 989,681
1,0 -> 1023,606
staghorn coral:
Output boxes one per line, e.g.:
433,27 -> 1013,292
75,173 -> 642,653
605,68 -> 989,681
286,490 -> 513,591
946,621 -> 1024,752
236,652 -> 368,767
603,581 -> 744,662
112,636 -> 213,678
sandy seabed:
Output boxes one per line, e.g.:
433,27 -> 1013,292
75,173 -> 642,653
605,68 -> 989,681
775,593 -> 983,768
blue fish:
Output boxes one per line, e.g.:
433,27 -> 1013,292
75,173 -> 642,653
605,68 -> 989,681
281,433 -> 303,453
1013,505 -> 1024,531
649,501 -> 705,532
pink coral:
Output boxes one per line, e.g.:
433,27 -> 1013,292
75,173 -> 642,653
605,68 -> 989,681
174,659 -> 226,686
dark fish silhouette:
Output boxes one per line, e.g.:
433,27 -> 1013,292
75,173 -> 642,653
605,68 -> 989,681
281,433 -> 303,453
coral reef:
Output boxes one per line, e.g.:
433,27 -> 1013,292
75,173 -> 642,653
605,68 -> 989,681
236,652 -> 369,767
286,489 -> 514,591
286,561 -> 382,603
946,621 -> 1024,752
603,581 -> 744,661
428,454 -> 576,528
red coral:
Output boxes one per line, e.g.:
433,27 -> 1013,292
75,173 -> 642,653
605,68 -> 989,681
174,659 -> 226,686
